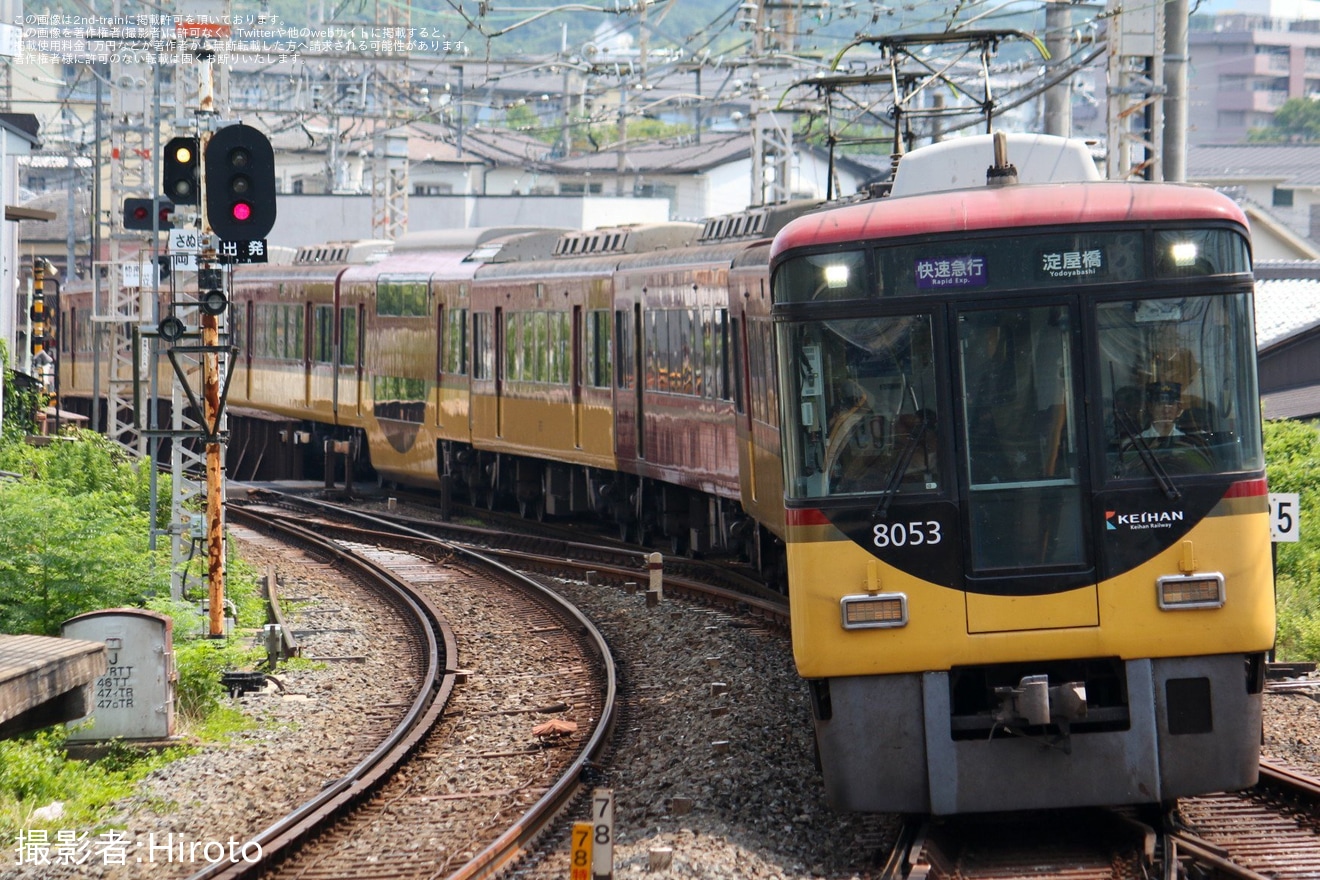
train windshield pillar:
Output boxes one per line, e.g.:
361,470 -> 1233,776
779,314 -> 940,499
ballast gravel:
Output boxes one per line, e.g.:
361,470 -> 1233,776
5,526 -> 1316,880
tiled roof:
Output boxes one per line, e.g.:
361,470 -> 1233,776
1255,274 -> 1320,349
549,133 -> 750,174
1261,383 -> 1320,421
1188,144 -> 1320,187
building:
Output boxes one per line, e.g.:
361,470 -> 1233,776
1188,4 -> 1320,145
1255,261 -> 1320,419
1187,142 -> 1320,258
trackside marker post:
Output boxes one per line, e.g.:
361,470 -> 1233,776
647,553 -> 663,600
570,821 -> 593,880
592,787 -> 615,879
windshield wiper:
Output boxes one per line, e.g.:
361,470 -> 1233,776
871,411 -> 929,520
1114,407 -> 1181,501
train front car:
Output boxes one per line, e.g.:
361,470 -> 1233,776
770,136 -> 1274,815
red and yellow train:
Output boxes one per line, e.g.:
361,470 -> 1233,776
56,132 -> 1275,814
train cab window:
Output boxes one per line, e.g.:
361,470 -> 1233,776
779,314 -> 939,500
1098,293 -> 1263,481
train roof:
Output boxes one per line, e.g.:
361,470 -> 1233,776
769,181 -> 1251,261
293,239 -> 393,264
889,133 -> 1101,197
391,227 -> 562,253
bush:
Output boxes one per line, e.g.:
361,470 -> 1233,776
0,728 -> 186,838
1265,419 -> 1320,660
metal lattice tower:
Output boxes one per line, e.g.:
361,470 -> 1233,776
105,58 -> 155,456
370,0 -> 411,239
372,130 -> 410,240
745,0 -> 794,206
1105,0 -> 1165,180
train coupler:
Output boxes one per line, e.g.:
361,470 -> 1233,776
993,674 -> 1087,728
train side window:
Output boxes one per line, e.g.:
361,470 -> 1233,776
442,307 -> 468,376
339,306 -> 357,367
732,316 -> 746,414
615,309 -> 635,390
472,312 -> 493,380
584,309 -> 611,388
313,305 -> 334,364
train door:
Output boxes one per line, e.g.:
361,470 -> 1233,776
494,306 -> 505,438
954,301 -> 1097,631
732,304 -> 756,501
334,302 -> 362,419
572,305 -> 583,448
633,302 -> 644,459
302,302 -> 313,407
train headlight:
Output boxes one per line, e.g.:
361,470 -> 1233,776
1170,242 -> 1198,267
840,593 -> 907,629
1157,573 -> 1224,610
823,264 -> 850,288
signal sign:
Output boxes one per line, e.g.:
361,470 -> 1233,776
123,197 -> 174,231
164,136 -> 200,205
205,124 -> 277,241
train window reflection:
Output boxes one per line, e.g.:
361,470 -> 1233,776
1098,293 -> 1263,481
779,315 -> 938,499
957,305 -> 1086,572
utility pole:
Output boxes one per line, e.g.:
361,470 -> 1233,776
1163,0 -> 1190,181
1044,0 -> 1072,137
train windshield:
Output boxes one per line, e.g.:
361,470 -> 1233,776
1098,292 -> 1263,481
779,314 -> 940,499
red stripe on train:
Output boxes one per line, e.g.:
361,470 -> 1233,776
785,508 -> 832,527
1224,477 -> 1268,498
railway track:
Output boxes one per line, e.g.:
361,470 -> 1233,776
240,487 -> 791,629
190,503 -> 617,880
881,760 -> 1320,879
212,489 -> 1320,880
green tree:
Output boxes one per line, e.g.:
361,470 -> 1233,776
0,432 -> 170,634
1248,97 -> 1320,142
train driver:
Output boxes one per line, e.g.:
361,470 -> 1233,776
1141,381 -> 1188,443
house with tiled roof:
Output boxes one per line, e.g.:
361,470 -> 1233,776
1188,143 -> 1320,258
1255,261 -> 1320,420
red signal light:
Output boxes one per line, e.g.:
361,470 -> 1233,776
132,205 -> 149,222
232,202 -> 252,221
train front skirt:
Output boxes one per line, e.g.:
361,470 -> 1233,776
812,652 -> 1263,814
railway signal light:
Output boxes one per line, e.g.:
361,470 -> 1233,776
158,315 -> 186,343
163,136 -> 200,205
123,197 -> 174,231
200,288 -> 227,316
205,123 -> 276,241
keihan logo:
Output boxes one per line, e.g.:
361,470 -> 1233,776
1105,508 -> 1184,531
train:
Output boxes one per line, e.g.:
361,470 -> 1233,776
55,132 -> 1275,815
